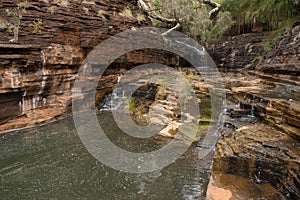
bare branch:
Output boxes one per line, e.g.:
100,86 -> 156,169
138,0 -> 177,23
138,0 -> 150,10
200,0 -> 221,19
161,23 -> 180,35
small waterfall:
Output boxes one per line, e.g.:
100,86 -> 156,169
98,88 -> 126,111
247,104 -> 256,118
99,74 -> 127,112
237,100 -> 241,108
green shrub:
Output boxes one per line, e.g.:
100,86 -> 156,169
148,0 -> 234,46
222,0 -> 299,32
127,98 -> 136,112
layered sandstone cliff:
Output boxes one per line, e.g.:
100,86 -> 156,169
0,0 -> 150,130
209,23 -> 300,77
255,24 -> 300,76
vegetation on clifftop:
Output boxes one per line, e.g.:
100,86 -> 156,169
139,0 -> 234,46
141,0 -> 299,44
1,0 -> 299,44
222,0 -> 300,34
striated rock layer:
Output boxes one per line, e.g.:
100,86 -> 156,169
208,33 -> 268,70
255,24 -> 300,77
210,72 -> 300,199
213,123 -> 300,199
0,0 -> 153,130
209,23 -> 300,79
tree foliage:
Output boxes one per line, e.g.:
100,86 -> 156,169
141,0 -> 299,43
222,0 -> 300,33
140,0 -> 233,46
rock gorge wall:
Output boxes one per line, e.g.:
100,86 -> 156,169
0,0 -> 299,133
209,23 -> 300,77
209,23 -> 300,199
0,0 -> 154,129
209,32 -> 268,70
209,24 -> 300,139
255,24 -> 300,76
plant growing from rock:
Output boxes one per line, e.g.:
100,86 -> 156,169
3,1 -> 43,43
32,19 -> 43,33
136,13 -> 146,24
127,98 -> 136,112
120,8 -> 134,18
4,1 -> 29,42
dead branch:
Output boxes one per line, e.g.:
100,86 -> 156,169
161,23 -> 180,35
201,0 -> 221,19
137,0 -> 221,35
138,0 -> 177,23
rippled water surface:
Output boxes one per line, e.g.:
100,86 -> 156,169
0,111 -> 210,200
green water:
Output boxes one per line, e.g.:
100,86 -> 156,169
0,112 -> 210,200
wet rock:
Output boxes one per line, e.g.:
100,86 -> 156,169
207,173 -> 285,200
213,121 -> 300,198
255,24 -> 300,76
208,33 -> 267,69
206,176 -> 232,200
224,72 -> 300,140
0,92 -> 23,124
210,72 -> 300,199
229,109 -> 252,118
158,120 -> 180,138
149,86 -> 181,137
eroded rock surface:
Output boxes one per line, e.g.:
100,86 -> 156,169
209,23 -> 300,80
208,33 -> 268,69
224,72 -> 300,140
213,123 -> 300,199
255,24 -> 300,77
0,0 -> 150,131
210,72 -> 300,199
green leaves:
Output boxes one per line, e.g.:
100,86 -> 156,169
5,9 -> 12,16
222,0 -> 300,32
149,0 -> 234,46
126,98 -> 136,112
32,19 -> 43,33
136,13 -> 146,24
4,1 -> 43,42
18,1 -> 30,13
6,23 -> 13,33
5,1 -> 29,22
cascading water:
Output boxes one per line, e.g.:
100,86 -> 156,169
98,88 -> 127,111
98,75 -> 137,112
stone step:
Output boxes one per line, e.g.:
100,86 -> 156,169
228,109 -> 253,118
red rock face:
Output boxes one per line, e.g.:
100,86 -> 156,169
0,0 -> 146,46
208,24 -> 300,76
0,0 -> 151,129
